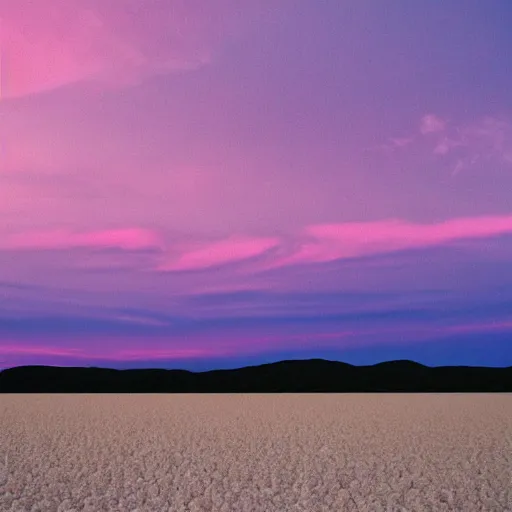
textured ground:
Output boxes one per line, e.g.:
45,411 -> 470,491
1,394 -> 511,511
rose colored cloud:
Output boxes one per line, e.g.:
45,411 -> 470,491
275,215 -> 512,266
420,114 -> 446,134
1,1 -> 140,99
0,0 -> 259,99
158,236 -> 280,271
5,215 -> 512,272
2,228 -> 163,251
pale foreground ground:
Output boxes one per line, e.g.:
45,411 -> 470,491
1,395 -> 511,512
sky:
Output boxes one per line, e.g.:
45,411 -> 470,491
1,0 -> 512,370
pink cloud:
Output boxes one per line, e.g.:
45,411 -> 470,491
1,1 -> 138,99
0,0 -> 261,99
420,114 -> 446,134
158,236 -> 280,271
4,215 -> 512,272
3,228 -> 163,251
275,215 -> 512,266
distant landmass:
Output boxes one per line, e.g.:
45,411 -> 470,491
1,359 -> 512,393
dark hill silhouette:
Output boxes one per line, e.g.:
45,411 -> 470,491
1,359 -> 511,393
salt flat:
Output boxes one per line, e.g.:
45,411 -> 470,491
1,394 -> 511,511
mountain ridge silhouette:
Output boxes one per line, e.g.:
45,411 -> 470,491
1,358 -> 511,392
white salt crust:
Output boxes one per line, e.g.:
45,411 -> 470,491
1,394 -> 511,511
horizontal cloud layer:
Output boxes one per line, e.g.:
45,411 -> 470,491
2,226 -> 512,369
3,214 -> 512,269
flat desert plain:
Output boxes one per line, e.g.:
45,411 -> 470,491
1,394 -> 511,512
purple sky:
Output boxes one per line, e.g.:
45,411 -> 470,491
1,1 -> 512,370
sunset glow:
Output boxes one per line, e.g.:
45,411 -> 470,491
1,1 -> 512,369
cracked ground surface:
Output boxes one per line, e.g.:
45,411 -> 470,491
1,394 -> 511,511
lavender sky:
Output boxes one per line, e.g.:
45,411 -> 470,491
1,1 -> 512,370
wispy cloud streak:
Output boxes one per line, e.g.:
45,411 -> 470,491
0,0 -> 266,99
1,228 -> 163,251
273,215 -> 512,266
